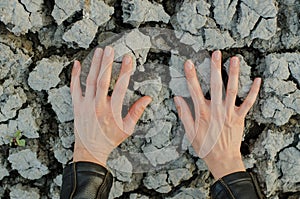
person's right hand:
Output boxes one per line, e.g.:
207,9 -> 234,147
174,51 -> 261,179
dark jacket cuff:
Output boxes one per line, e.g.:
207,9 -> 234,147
60,161 -> 113,199
210,171 -> 264,199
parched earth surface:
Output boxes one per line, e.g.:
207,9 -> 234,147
0,0 -> 299,198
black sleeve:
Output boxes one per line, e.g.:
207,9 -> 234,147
60,161 -> 113,199
210,171 -> 264,199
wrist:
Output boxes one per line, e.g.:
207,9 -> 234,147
204,155 -> 245,180
73,146 -> 108,168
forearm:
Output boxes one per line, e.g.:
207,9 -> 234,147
60,161 -> 113,199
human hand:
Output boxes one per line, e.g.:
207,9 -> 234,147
174,51 -> 261,179
70,46 -> 152,168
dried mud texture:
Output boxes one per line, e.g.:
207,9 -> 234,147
0,0 -> 299,198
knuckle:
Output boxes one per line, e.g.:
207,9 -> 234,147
211,82 -> 222,91
227,88 -> 237,95
243,99 -> 252,108
97,80 -> 110,89
185,69 -> 197,79
132,106 -> 143,118
86,76 -> 96,86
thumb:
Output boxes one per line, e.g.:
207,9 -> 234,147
123,96 -> 152,135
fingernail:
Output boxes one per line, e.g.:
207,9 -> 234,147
95,47 -> 101,55
72,61 -> 79,76
256,78 -> 262,84
213,51 -> 221,61
124,55 -> 131,65
104,46 -> 113,57
186,60 -> 194,70
232,57 -> 239,65
73,60 -> 78,68
144,97 -> 152,106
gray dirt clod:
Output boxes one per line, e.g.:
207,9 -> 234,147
280,0 -> 300,49
0,43 -> 32,81
172,1 -> 210,35
0,163 -> 9,181
28,56 -> 70,91
241,0 -> 277,18
0,87 -> 27,122
88,0 -> 114,26
283,90 -> 300,115
251,18 -> 277,40
204,29 -> 235,50
107,155 -> 133,182
122,0 -> 170,26
143,172 -> 172,193
9,184 -> 40,199
278,147 -> 300,192
59,122 -> 75,149
108,181 -> 124,199
241,0 -> 278,40
213,0 -> 238,29
8,149 -> 49,180
0,0 -> 46,35
61,1 -> 113,48
167,168 -> 193,187
62,18 -> 99,49
142,145 -> 179,167
38,25 -> 66,49
0,43 -> 31,123
11,106 -> 41,138
256,53 -> 300,125
129,193 -> 149,199
166,188 -> 207,199
48,86 -> 73,123
0,106 -> 40,145
53,141 -> 73,164
252,129 -> 294,196
54,174 -> 62,187
51,0 -> 82,25
237,2 -> 260,39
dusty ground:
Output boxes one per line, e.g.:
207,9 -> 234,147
0,0 -> 299,198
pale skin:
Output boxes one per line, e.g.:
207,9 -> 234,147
71,47 -> 261,180
71,46 -> 152,168
174,51 -> 261,179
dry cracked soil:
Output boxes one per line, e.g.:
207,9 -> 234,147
0,0 -> 299,198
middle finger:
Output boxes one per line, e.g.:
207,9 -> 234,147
210,50 -> 223,104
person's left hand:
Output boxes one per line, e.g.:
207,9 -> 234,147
70,46 -> 152,168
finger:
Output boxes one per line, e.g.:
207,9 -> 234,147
70,60 -> 83,104
210,50 -> 223,104
174,96 -> 195,141
123,96 -> 152,135
111,55 -> 132,116
96,46 -> 114,105
184,60 -> 206,118
225,57 -> 240,112
85,48 -> 103,99
238,78 -> 261,117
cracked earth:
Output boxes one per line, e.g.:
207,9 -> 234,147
0,0 -> 299,198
